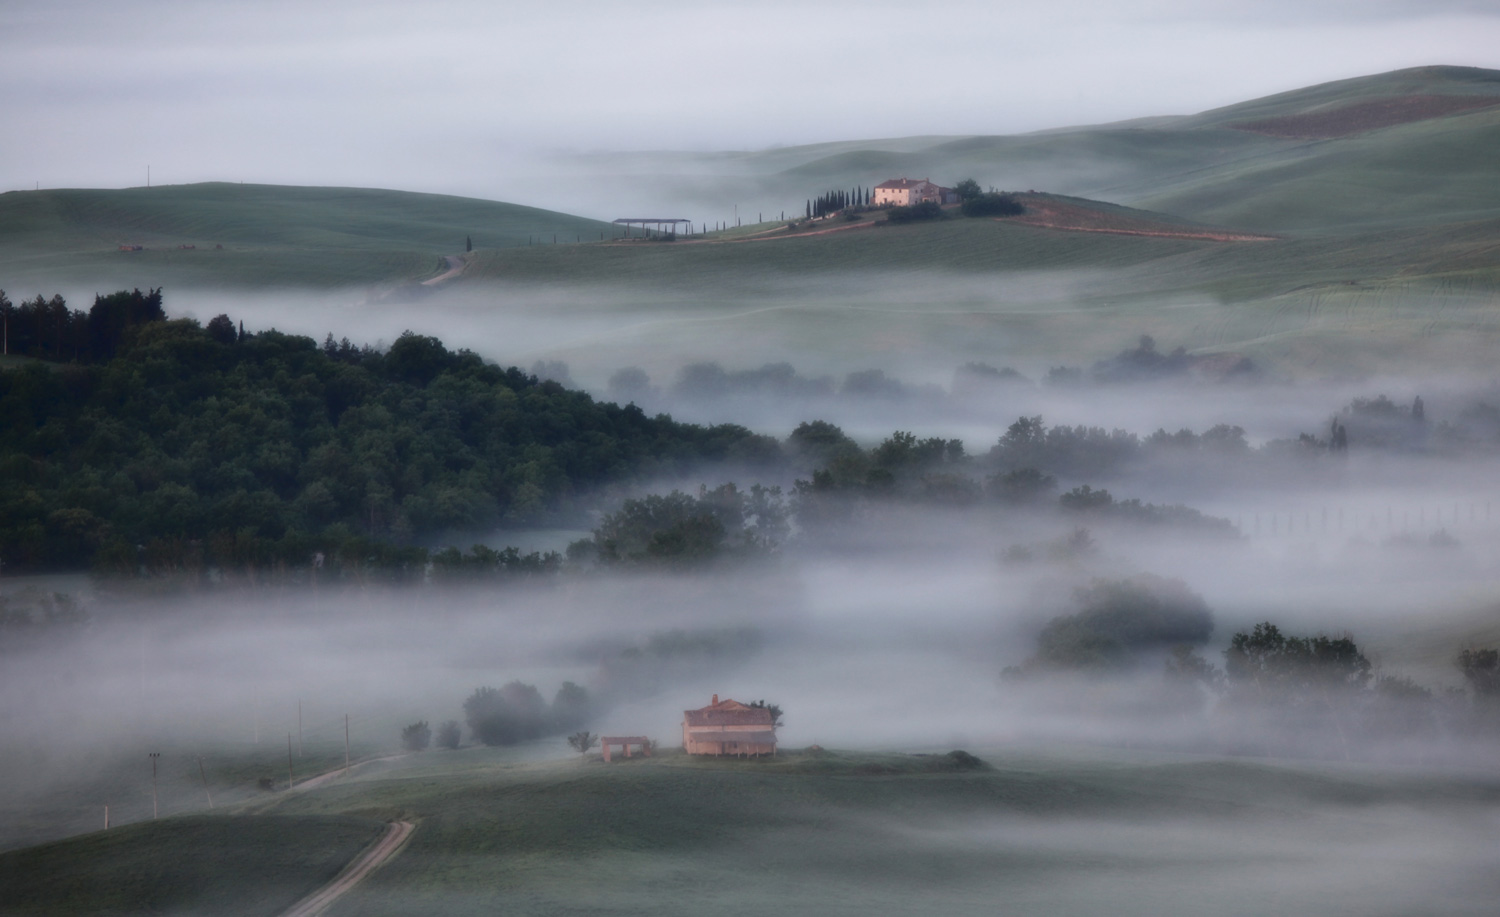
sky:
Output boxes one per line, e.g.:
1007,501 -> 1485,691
3,0 -> 1499,208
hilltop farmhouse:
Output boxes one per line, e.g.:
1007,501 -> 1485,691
682,695 -> 777,757
873,178 -> 958,207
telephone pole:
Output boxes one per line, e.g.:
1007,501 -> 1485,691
287,735 -> 294,790
148,753 -> 160,819
198,757 -> 213,808
344,714 -> 350,776
298,700 -> 303,757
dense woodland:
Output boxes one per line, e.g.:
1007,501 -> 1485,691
3,290 -> 1495,581
0,290 -> 780,574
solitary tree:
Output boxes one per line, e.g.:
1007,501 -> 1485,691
1457,648 -> 1500,697
952,178 -> 982,202
436,720 -> 462,749
567,731 -> 597,755
551,681 -> 592,731
206,313 -> 237,345
463,681 -> 549,745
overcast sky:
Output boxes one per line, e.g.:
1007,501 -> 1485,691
3,0 -> 1499,208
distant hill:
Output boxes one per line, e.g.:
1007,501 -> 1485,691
0,183 -> 616,288
1175,65 -> 1500,131
5,67 -> 1498,295
564,66 -> 1500,236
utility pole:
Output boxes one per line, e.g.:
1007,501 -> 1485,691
344,714 -> 350,775
149,753 -> 160,819
198,757 -> 213,808
105,805 -> 110,829
287,734 -> 294,790
298,700 -> 303,757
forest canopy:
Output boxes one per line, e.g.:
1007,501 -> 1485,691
0,293 -> 780,572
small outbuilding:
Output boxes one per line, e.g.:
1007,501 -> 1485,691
682,695 -> 777,756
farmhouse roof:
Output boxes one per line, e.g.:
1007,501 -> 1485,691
875,178 -> 925,189
684,696 -> 774,727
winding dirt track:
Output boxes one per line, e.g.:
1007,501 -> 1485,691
281,820 -> 415,917
421,254 -> 466,286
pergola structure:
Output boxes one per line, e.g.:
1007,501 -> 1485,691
600,736 -> 652,762
613,218 -> 691,238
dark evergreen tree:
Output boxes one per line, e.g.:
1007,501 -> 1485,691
206,314 -> 237,345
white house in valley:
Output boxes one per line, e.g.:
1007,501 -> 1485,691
873,178 -> 957,207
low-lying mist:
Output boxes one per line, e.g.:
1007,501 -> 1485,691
5,273 -> 1500,868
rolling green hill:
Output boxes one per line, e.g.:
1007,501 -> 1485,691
9,745 -> 1498,916
3,68 -> 1498,375
582,66 -> 1500,234
0,183 -> 617,288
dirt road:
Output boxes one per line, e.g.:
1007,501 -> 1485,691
281,820 -> 415,917
421,254 -> 466,286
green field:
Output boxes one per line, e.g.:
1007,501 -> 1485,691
1,67 -> 1496,376
0,182 -> 617,288
0,815 -> 384,916
444,211 -> 1500,379
7,745 -> 1498,916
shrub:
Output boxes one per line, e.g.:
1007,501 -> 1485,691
400,720 -> 431,751
884,201 -> 944,224
436,720 -> 461,749
961,192 -> 1024,217
1030,574 -> 1214,671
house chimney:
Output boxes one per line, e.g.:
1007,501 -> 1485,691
712,694 -> 718,706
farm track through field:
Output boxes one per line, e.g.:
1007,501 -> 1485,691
421,254 -> 466,286
294,753 -> 410,792
280,820 -> 414,917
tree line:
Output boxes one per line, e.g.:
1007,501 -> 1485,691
1,289 -> 167,363
806,187 -> 871,219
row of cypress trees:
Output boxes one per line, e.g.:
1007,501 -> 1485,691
805,187 -> 873,219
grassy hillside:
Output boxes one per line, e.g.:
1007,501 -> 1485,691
2,68 -> 1497,376
0,815 -> 384,916
1176,65 -> 1500,130
602,66 -> 1500,235
1137,105 -> 1500,232
18,745 -> 1495,917
451,209 -> 1500,377
0,183 -> 617,288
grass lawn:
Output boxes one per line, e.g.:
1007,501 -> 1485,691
181,744 -> 1500,917
0,814 -> 384,917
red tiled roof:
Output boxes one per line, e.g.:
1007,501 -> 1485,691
683,697 -> 774,727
